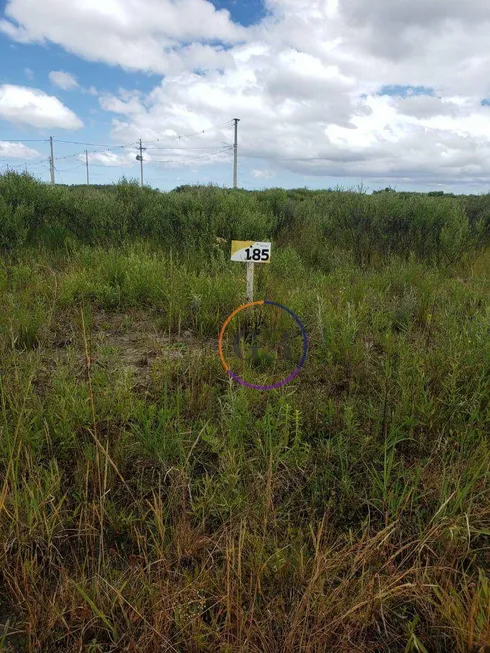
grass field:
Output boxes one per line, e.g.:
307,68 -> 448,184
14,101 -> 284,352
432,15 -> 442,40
0,174 -> 489,651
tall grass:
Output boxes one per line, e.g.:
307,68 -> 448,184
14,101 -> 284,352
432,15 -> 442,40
0,176 -> 489,651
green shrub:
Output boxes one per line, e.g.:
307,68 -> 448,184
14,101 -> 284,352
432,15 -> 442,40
0,172 -> 488,267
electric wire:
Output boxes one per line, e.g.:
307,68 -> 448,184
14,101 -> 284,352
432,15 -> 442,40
149,147 -> 233,165
0,138 -> 48,143
0,120 -> 236,180
143,120 -> 234,145
53,139 -> 138,148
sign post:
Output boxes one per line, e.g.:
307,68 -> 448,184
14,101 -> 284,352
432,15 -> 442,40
231,241 -> 272,302
246,262 -> 254,303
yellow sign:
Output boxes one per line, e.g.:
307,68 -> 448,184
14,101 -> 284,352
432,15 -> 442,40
231,241 -> 271,263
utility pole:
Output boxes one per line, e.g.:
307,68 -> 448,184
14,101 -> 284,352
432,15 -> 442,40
233,118 -> 240,189
49,136 -> 55,185
85,150 -> 89,185
136,139 -> 145,187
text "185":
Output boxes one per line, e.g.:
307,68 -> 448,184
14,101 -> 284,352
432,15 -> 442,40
245,247 -> 270,262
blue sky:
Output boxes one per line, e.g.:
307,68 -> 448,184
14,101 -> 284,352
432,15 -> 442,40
210,0 -> 266,26
2,0 -> 490,192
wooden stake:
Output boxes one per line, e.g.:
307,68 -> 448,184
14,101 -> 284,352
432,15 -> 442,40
246,262 -> 254,303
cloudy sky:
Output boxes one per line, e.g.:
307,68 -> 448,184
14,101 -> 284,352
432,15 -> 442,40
1,0 -> 490,192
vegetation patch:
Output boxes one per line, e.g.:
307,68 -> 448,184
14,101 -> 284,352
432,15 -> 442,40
0,174 -> 489,651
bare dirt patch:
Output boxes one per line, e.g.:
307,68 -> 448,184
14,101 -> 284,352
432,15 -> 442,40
91,310 -> 216,386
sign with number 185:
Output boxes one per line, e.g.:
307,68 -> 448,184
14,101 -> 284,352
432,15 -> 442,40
231,241 -> 272,263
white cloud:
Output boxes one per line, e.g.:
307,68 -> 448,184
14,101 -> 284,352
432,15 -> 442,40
99,91 -> 143,116
49,70 -> 78,90
0,85 -> 83,129
24,67 -> 33,79
3,0 -> 490,186
81,150 -> 134,167
0,0 -> 245,75
339,0 -> 490,60
0,140 -> 40,159
251,169 -> 274,179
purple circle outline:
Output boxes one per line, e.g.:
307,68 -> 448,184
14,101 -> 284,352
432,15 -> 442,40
225,300 -> 308,391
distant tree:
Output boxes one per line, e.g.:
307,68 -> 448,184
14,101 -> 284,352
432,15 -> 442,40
373,186 -> 396,194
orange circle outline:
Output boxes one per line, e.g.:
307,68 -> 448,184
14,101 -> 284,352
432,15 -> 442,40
218,300 -> 265,372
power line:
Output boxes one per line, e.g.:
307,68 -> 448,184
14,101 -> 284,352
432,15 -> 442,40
145,145 -> 232,151
87,158 -> 132,167
53,163 -> 63,185
2,124 -> 231,153
5,158 -> 49,170
143,120 -> 234,145
0,120 -> 238,185
55,164 -> 86,173
53,153 -> 80,161
53,145 -> 135,162
2,149 -> 231,172
0,138 -> 48,143
148,147 -> 233,165
53,139 -> 137,148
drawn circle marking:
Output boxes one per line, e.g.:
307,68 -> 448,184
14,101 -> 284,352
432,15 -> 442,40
218,300 -> 308,390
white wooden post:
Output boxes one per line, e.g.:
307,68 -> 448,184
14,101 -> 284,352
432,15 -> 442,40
246,262 -> 254,303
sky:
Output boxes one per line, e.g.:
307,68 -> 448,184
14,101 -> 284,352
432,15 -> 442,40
1,0 -> 490,192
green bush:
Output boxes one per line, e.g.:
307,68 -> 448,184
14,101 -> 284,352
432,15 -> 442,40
0,172 -> 488,267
